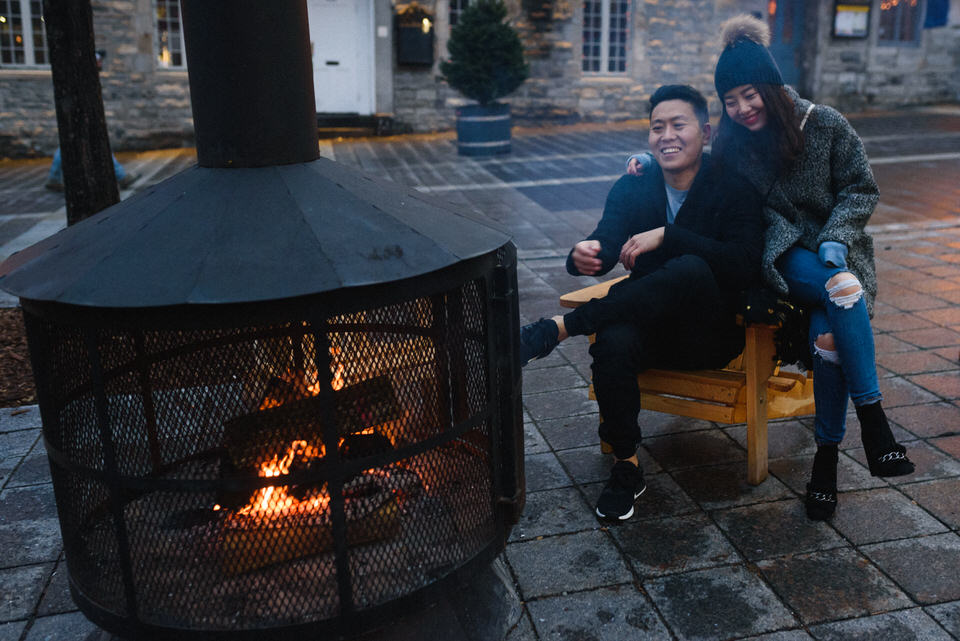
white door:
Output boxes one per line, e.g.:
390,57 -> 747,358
307,0 -> 374,114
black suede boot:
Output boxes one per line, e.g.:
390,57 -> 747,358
805,443 -> 838,521
856,401 -> 915,477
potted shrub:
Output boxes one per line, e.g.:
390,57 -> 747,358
440,0 -> 529,156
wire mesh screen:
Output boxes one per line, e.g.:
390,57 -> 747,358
26,264 -> 518,635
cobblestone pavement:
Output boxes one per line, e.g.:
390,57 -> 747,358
1,106 -> 959,640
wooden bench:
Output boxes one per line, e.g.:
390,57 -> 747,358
560,276 -> 815,485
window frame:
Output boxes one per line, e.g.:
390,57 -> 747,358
582,0 -> 630,75
449,0 -> 470,30
0,0 -> 49,69
877,0 -> 924,47
154,0 -> 186,69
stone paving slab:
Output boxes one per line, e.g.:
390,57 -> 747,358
756,547 -> 913,625
671,461 -> 795,511
523,452 -> 573,492
807,608 -> 955,641
526,585 -> 672,641
711,500 -> 846,561
535,413 -> 602,451
901,478 -> 960,530
0,407 -> 41,434
610,513 -> 741,577
509,486 -> 599,542
862,533 -> 960,605
848,440 -> 960,485
506,531 -> 633,599
642,429 -> 746,471
884,401 -> 960,439
644,565 -> 798,641
927,601 -> 960,638
0,565 -> 51,621
828,487 -> 950,545
557,444 -> 660,485
741,632 -> 814,641
768,453 -> 886,495
724,419 -> 817,460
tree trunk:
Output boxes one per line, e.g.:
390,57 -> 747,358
42,0 -> 119,225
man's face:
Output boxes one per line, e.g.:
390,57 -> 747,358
648,99 -> 709,175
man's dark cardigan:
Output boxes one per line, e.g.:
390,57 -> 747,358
566,153 -> 764,316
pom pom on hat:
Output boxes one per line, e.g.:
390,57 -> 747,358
721,14 -> 772,48
714,13 -> 783,100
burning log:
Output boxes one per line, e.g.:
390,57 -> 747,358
219,469 -> 422,575
224,374 -> 400,472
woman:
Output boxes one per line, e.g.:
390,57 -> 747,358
629,15 -> 914,520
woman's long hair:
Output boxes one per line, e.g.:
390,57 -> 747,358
712,84 -> 805,175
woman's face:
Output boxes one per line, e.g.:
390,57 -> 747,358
723,84 -> 767,132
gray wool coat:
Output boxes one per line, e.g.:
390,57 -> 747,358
734,87 -> 880,314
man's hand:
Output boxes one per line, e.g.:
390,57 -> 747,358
619,227 -> 665,270
571,240 -> 603,275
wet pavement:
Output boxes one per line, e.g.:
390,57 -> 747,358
1,105 -> 959,640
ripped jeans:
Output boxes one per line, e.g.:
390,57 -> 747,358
777,246 -> 882,445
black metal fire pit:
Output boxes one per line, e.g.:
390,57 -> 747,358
0,2 -> 523,639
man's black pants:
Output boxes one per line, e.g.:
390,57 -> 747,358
563,255 -> 744,460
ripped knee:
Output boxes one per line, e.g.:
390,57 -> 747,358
825,272 -> 863,310
814,333 -> 841,365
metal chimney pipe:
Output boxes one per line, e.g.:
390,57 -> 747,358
180,0 -> 320,168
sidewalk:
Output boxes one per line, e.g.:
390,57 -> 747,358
2,106 -> 960,640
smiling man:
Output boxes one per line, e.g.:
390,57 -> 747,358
518,85 -> 765,521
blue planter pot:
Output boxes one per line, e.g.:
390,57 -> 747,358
455,103 -> 511,156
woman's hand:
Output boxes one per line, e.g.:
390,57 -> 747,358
619,227 -> 665,270
572,240 -> 603,275
625,152 -> 654,176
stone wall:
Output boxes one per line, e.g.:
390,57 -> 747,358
0,0 -> 193,159
810,1 -> 960,111
2,0 -> 958,156
401,0 -> 771,132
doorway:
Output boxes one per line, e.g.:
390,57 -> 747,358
768,0 -> 806,89
307,0 -> 375,114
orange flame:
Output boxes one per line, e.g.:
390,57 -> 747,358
234,440 -> 330,521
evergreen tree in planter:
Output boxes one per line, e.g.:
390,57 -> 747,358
440,0 -> 529,156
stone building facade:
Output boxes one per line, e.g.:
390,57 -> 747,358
0,0 -> 958,158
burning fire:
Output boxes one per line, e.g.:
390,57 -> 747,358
235,440 -> 330,520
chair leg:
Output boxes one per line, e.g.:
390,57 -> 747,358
744,325 -> 777,485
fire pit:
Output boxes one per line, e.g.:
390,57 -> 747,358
0,2 -> 523,639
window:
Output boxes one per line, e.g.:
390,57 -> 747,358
582,1 -> 629,73
0,0 -> 47,67
155,0 -> 185,68
878,0 -> 923,45
450,0 -> 470,29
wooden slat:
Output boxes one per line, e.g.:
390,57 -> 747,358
559,276 -> 628,309
636,368 -> 744,404
744,325 -> 777,485
640,394 -> 738,423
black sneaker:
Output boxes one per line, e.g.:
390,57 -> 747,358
595,460 -> 646,522
519,318 -> 559,366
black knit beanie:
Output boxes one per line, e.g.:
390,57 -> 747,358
714,14 -> 783,99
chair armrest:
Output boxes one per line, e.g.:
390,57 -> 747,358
559,275 -> 628,309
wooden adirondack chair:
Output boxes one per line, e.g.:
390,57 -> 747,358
560,275 -> 815,485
